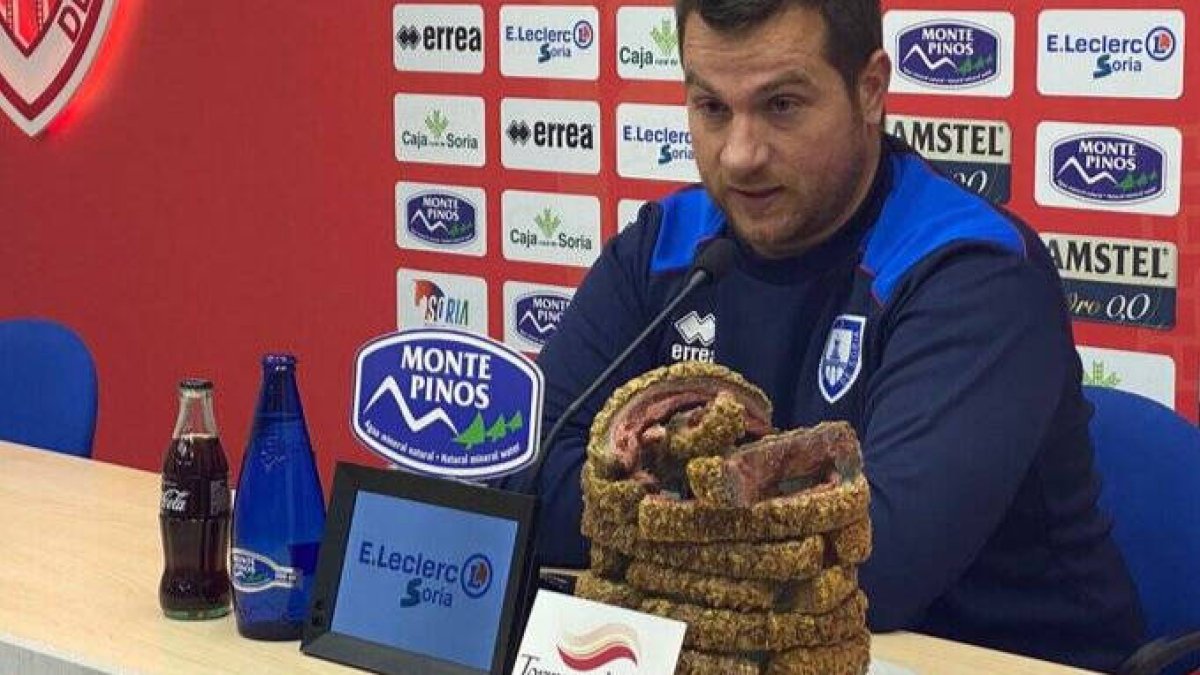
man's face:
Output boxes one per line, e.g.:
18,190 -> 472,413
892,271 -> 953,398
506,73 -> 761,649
682,6 -> 883,259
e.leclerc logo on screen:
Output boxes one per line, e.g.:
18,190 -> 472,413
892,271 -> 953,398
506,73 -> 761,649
356,542 -> 495,609
351,329 -> 544,481
1051,134 -> 1165,205
405,190 -> 478,247
897,20 -> 1000,88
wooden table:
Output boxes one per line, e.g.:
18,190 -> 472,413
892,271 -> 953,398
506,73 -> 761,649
0,441 -> 1094,674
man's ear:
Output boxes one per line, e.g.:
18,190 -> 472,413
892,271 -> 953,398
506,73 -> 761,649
856,49 -> 891,126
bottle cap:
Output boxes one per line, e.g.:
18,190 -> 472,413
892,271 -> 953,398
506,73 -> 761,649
179,378 -> 213,391
262,353 -> 297,367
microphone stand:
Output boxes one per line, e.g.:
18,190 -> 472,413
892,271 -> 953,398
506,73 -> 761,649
504,238 -> 736,669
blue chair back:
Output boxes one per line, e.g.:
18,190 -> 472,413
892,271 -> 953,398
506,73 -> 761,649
1084,385 -> 1200,642
0,319 -> 97,457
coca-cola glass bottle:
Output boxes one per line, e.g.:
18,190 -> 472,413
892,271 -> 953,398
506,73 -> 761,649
159,378 -> 232,619
231,354 -> 326,640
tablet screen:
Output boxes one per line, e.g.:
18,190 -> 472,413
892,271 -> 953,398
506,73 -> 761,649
330,490 -> 520,672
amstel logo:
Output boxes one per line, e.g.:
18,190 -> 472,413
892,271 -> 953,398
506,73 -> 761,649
0,0 -> 115,135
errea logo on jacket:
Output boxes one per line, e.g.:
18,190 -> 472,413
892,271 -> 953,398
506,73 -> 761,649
671,311 -> 715,363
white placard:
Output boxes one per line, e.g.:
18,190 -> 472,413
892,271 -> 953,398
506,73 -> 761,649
1038,10 -> 1184,99
394,93 -> 486,167
395,181 -> 487,257
500,5 -> 599,80
616,6 -> 683,81
513,590 -> 686,675
393,4 -> 484,74
501,98 -> 601,175
501,190 -> 602,268
396,268 -> 489,335
616,103 -> 699,183
884,11 -> 1015,97
617,199 -> 648,232
1034,122 -> 1181,216
1078,346 -> 1176,410
503,281 -> 575,353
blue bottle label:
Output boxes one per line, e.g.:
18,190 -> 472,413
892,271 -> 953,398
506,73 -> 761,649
231,548 -> 300,593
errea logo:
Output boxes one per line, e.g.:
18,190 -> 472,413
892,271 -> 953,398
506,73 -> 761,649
884,11 -> 1014,97
1038,10 -> 1184,99
671,311 -> 716,363
501,98 -> 601,175
393,5 -> 484,74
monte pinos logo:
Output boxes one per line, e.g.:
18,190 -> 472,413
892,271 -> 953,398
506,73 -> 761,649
395,181 -> 487,257
1035,121 -> 1180,217
0,0 -> 116,136
557,624 -> 640,672
884,11 -> 1013,97
898,20 -> 998,87
351,329 -> 544,481
504,281 -> 574,354
1051,134 -> 1164,205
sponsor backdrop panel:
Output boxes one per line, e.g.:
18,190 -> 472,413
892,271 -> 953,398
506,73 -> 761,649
393,0 -> 1198,423
0,1 -> 1195,488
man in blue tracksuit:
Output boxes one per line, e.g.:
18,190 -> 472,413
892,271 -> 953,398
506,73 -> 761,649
503,0 -> 1144,670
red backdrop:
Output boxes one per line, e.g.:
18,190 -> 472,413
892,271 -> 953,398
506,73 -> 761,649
0,0 -> 1195,491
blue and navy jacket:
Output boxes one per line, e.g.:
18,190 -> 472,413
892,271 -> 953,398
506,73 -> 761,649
504,136 -> 1144,671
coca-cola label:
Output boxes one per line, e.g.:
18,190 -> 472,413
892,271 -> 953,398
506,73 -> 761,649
231,548 -> 300,593
161,478 -> 230,518
161,488 -> 190,513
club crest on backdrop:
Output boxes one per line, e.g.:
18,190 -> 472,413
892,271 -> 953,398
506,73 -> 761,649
0,0 -> 115,136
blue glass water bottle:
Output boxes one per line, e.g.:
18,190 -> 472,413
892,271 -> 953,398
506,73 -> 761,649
231,353 -> 326,640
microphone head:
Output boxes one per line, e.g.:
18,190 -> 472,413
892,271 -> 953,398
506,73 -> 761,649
693,237 -> 737,282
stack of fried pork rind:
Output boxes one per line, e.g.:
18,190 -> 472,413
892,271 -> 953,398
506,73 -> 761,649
575,362 -> 872,675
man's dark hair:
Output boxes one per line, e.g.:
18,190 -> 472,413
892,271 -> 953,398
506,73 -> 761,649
675,0 -> 882,90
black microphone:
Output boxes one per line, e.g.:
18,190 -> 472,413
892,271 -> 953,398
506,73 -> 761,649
521,236 -> 737,491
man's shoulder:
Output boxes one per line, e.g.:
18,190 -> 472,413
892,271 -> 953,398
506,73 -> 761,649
865,148 -> 1049,306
